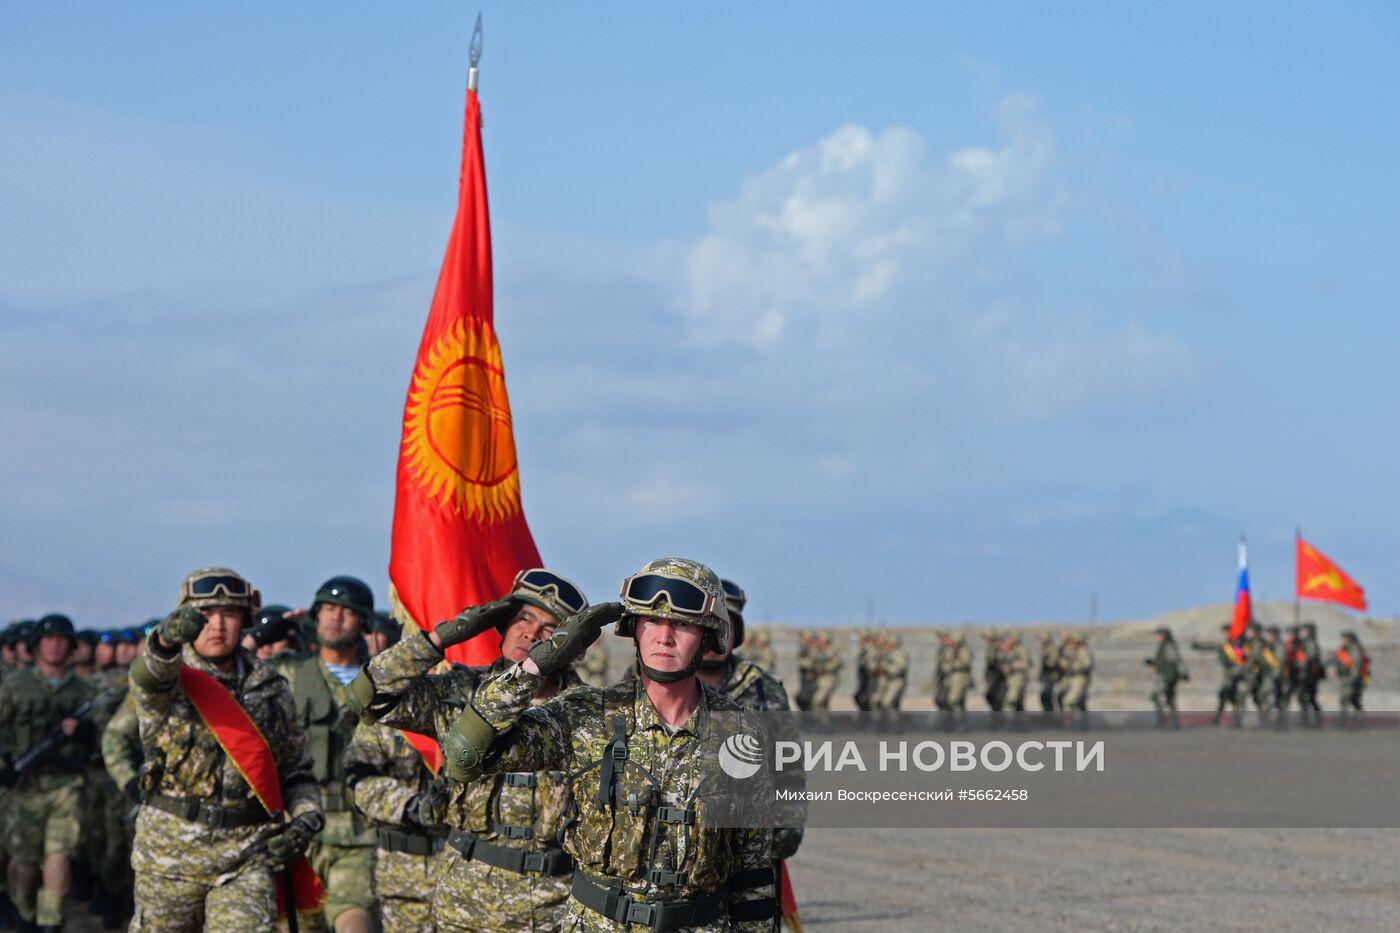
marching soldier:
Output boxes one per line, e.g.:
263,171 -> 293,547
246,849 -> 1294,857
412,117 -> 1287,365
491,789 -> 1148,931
441,557 -> 779,932
1144,627 -> 1187,727
1057,633 -> 1093,728
852,632 -> 875,718
1333,630 -> 1369,726
575,641 -> 610,688
1296,622 -> 1325,726
999,632 -> 1033,716
871,633 -> 908,730
1038,632 -> 1061,716
805,632 -> 842,727
0,614 -> 98,931
1194,624 -> 1245,726
126,567 -> 323,932
742,630 -> 775,673
285,575 -> 380,933
934,632 -> 972,727
349,568 -> 590,933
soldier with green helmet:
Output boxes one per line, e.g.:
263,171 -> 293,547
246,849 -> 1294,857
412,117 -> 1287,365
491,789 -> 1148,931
0,613 -> 98,931
126,567 -> 322,932
440,557 -> 779,932
1056,633 -> 1093,728
348,567 -> 590,933
283,575 -> 379,933
934,632 -> 973,727
1296,622 -> 1325,726
1145,627 -> 1187,727
1333,630 -> 1369,725
366,610 -> 402,659
246,604 -> 304,680
870,633 -> 908,730
998,632 -> 1032,716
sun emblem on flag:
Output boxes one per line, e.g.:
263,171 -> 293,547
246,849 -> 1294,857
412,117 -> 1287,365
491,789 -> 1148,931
402,318 -> 522,521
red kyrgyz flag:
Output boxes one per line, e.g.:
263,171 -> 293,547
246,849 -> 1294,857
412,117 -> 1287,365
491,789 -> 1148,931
389,83 -> 541,666
1296,536 -> 1367,611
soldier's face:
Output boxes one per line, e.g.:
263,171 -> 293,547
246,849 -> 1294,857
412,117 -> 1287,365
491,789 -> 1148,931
16,642 -> 32,663
255,638 -> 290,659
501,605 -> 559,662
72,641 -> 94,664
36,634 -> 73,666
1,645 -> 14,665
193,606 -> 245,659
365,631 -> 389,657
94,641 -> 114,667
316,603 -> 364,646
115,642 -> 139,667
637,616 -> 704,673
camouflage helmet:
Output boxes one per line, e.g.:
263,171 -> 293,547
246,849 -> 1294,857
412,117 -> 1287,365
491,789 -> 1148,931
615,557 -> 730,654
178,567 -> 261,622
509,568 -> 590,625
719,578 -> 746,648
310,575 -> 374,621
29,613 -> 77,650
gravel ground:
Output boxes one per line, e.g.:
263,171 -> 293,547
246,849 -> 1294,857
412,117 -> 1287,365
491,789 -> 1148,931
790,827 -> 1400,931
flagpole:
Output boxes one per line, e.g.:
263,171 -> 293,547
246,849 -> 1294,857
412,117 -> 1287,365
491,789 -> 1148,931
467,12 -> 483,92
1293,525 -> 1301,628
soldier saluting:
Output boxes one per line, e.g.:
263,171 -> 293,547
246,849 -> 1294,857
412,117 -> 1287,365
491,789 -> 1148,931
444,557 -> 779,932
126,567 -> 322,933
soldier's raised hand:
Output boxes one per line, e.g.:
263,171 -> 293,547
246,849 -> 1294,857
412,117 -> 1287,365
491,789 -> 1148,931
526,601 -> 624,677
159,605 -> 208,645
433,596 -> 521,648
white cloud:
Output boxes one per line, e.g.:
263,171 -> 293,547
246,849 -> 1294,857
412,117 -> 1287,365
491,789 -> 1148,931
673,92 -> 1067,350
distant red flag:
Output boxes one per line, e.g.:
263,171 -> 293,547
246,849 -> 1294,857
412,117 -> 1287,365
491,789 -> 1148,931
1296,536 -> 1366,611
389,84 -> 541,665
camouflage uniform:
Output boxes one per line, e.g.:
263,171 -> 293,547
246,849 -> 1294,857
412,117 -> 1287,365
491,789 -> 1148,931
360,634 -> 583,933
1146,630 -> 1186,726
1213,635 -> 1246,724
934,636 -> 972,714
0,665 -> 96,926
127,641 -> 321,933
805,635 -> 842,721
286,654 -> 379,926
852,634 -> 875,714
982,633 -> 1006,712
1333,633 -> 1368,722
999,635 -> 1032,713
464,668 -> 777,932
575,642 -> 610,688
739,633 -> 775,675
344,719 -> 440,933
871,636 -> 907,727
1056,638 -> 1093,717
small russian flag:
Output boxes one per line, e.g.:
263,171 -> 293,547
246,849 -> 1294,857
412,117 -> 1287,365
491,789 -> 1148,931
1228,536 -> 1251,642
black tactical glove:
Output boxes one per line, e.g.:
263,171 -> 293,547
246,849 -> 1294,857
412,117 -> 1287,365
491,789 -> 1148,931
526,602 -> 624,677
434,596 -> 521,648
406,779 -> 450,829
265,812 -> 324,867
159,605 -> 208,646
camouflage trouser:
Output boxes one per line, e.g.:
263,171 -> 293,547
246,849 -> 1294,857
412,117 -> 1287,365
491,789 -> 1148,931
131,861 -> 276,933
1150,678 -> 1178,713
1058,675 -> 1090,711
101,780 -> 136,893
1339,680 -> 1364,713
433,844 -> 570,932
2,775 -> 84,925
872,676 -> 905,721
1039,677 -> 1059,711
1003,673 -> 1028,711
1216,675 -> 1243,714
305,839 -> 375,925
810,674 -> 839,711
375,847 -> 435,933
935,673 -> 970,711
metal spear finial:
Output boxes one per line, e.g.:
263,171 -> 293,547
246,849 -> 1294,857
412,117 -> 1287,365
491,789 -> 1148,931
467,13 -> 483,91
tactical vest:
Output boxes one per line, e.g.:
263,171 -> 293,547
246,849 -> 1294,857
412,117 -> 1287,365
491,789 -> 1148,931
292,657 -> 357,809
4,670 -> 91,773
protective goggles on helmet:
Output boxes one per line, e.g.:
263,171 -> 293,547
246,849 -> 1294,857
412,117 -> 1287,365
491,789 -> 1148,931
720,578 -> 747,611
183,572 -> 255,602
512,569 -> 587,616
620,572 -> 718,618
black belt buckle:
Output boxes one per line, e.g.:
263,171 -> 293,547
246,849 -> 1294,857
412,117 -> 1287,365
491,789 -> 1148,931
646,868 -> 687,887
522,853 -> 546,874
626,901 -> 658,928
655,806 -> 694,825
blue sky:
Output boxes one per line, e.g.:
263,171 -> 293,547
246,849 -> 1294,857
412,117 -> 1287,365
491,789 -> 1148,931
3,2 -> 1397,626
